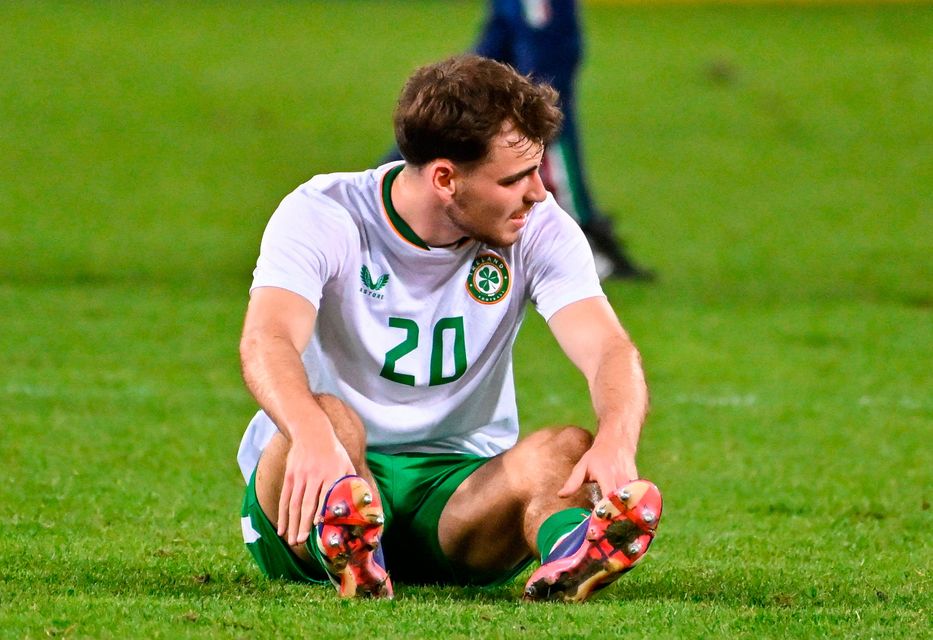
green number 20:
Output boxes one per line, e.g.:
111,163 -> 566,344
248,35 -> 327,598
380,316 -> 467,387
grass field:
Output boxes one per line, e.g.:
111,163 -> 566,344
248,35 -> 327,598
1,1 -> 930,638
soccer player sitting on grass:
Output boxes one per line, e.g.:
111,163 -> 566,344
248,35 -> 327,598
236,54 -> 662,602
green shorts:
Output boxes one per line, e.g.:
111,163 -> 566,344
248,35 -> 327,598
240,450 -> 532,586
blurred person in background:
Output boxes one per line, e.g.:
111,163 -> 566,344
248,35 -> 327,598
384,0 -> 653,280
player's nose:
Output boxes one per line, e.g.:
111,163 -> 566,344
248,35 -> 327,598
525,169 -> 547,204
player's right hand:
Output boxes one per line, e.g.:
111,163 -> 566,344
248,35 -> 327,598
277,432 -> 355,547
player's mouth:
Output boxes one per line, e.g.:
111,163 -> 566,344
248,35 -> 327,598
509,208 -> 531,229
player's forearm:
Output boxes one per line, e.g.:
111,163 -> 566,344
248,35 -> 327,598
240,331 -> 333,443
588,336 -> 648,456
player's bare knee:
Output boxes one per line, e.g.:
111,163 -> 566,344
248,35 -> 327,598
552,425 -> 594,462
511,426 -> 592,476
312,392 -> 349,414
314,393 -> 365,432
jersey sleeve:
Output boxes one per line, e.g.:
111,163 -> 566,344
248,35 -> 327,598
250,184 -> 356,308
523,198 -> 605,321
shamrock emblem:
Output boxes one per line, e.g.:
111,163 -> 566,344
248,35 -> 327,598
466,254 -> 510,304
478,266 -> 500,292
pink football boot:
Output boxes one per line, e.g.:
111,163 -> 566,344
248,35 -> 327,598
316,475 -> 393,598
523,479 -> 662,602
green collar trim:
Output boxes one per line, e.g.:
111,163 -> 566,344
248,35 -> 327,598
382,164 -> 429,250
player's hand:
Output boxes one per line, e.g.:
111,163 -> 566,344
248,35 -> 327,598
277,432 -> 355,547
557,432 -> 637,500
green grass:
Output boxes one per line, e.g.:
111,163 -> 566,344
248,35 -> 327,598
1,1 -> 930,638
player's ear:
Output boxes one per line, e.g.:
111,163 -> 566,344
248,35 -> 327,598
430,160 -> 457,201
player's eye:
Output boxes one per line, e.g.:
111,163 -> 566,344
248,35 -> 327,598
501,173 -> 529,186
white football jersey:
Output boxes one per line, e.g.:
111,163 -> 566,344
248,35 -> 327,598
237,162 -> 603,480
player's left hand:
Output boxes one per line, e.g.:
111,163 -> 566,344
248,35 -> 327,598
557,432 -> 638,499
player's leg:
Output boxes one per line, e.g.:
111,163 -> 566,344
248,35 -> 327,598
252,394 -> 392,597
437,426 -> 595,577
437,425 -> 661,600
254,394 -> 376,558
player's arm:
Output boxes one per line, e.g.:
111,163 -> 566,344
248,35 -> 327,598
239,286 -> 355,546
546,296 -> 648,498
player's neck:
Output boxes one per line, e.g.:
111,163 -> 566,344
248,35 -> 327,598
391,165 -> 466,247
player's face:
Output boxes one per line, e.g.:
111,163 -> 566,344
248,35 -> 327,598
444,128 -> 548,247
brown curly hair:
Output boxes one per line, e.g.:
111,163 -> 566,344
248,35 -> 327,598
394,55 -> 563,167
